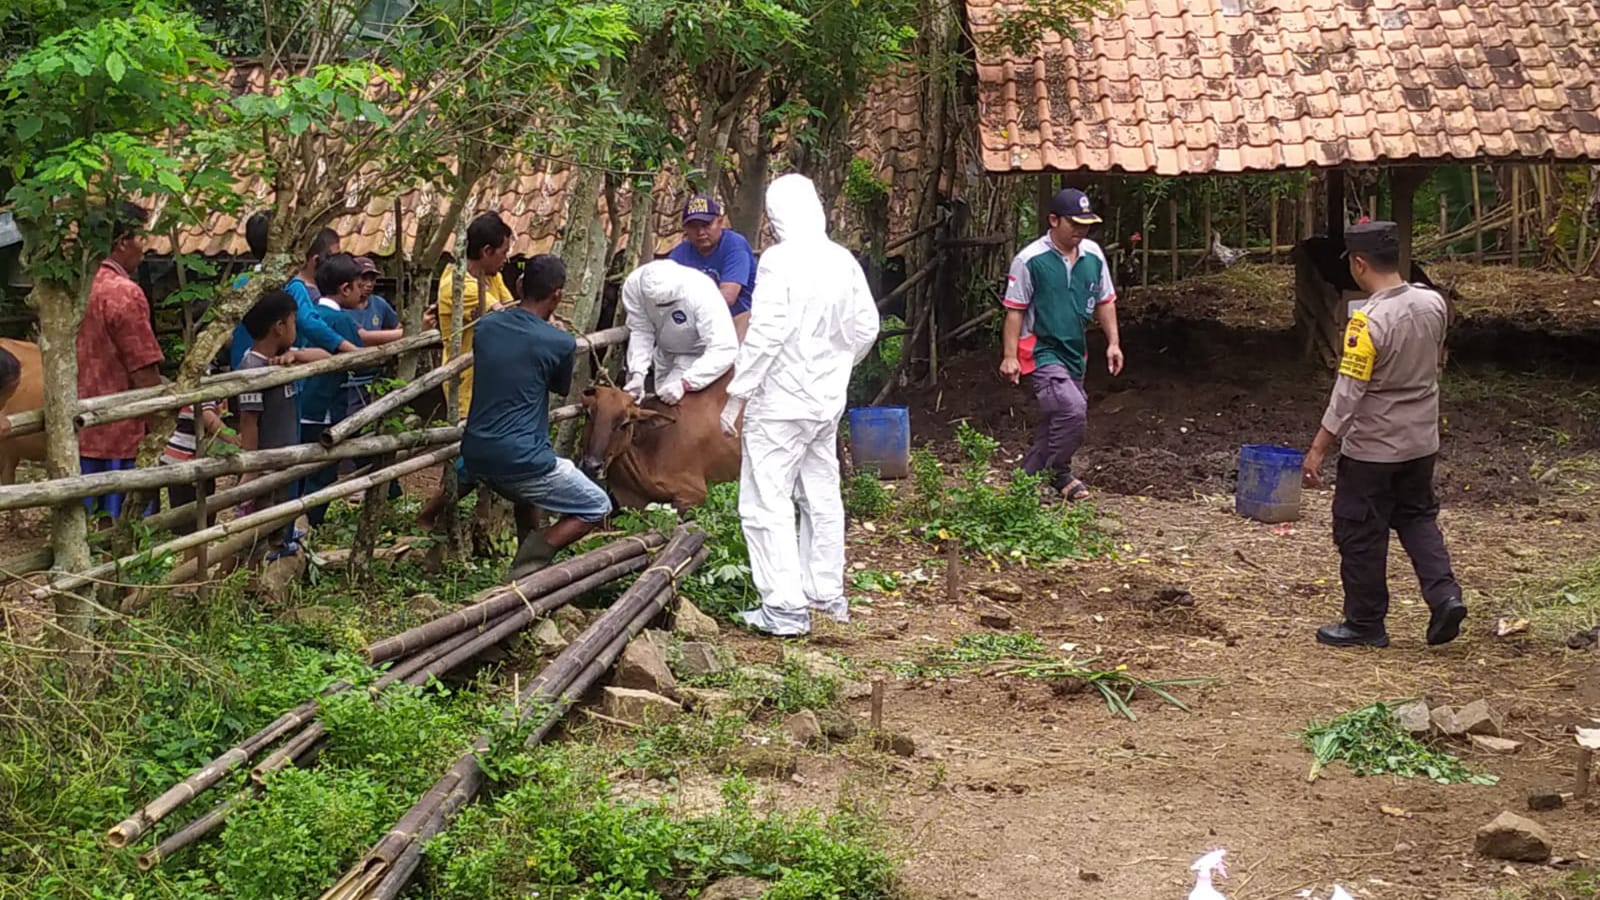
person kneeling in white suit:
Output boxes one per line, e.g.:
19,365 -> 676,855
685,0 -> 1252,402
621,260 -> 738,405
719,173 -> 880,637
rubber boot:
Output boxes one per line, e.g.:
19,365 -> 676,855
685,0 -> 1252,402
509,531 -> 557,581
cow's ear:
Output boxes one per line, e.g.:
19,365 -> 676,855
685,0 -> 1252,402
580,386 -> 597,405
629,407 -> 676,428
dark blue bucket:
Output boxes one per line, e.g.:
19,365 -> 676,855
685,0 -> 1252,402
846,406 -> 911,479
1235,444 -> 1304,523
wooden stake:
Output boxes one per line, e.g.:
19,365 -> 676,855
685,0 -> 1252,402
192,478 -> 209,603
1471,165 -> 1485,263
945,540 -> 961,603
1269,191 -> 1280,262
1169,198 -> 1179,281
1511,166 -> 1523,267
870,679 -> 885,731
1576,746 -> 1594,800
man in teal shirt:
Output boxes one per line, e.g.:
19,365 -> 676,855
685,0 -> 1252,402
999,188 -> 1124,503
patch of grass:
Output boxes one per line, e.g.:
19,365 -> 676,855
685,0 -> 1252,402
599,484 -> 756,619
850,569 -> 900,594
906,424 -> 1108,562
1510,557 -> 1600,641
618,714 -> 749,779
844,470 -> 895,519
1004,659 -> 1209,721
422,765 -> 894,900
896,631 -> 1050,678
1302,702 -> 1498,785
687,654 -> 843,714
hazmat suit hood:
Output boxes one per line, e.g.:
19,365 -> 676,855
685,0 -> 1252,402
633,259 -> 691,306
764,174 -> 827,244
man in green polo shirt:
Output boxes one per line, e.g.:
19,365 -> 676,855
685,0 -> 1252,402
999,188 -> 1124,502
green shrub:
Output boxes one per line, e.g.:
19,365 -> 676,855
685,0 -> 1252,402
906,423 -> 1106,562
844,469 -> 894,519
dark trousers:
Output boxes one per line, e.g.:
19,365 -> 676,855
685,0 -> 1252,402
299,422 -> 339,528
1332,454 -> 1462,631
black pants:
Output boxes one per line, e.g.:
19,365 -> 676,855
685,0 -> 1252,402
1332,454 -> 1461,631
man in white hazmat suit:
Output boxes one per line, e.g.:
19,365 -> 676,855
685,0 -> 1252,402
621,259 -> 739,405
719,173 -> 880,636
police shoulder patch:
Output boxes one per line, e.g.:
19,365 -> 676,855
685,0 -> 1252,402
1338,310 -> 1376,381
670,309 -> 688,325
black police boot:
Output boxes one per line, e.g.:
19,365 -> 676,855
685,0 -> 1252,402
1426,598 -> 1467,646
1315,622 -> 1390,648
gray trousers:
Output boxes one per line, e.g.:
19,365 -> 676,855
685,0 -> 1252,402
1022,364 -> 1087,490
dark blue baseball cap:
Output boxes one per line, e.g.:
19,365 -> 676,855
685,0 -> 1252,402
683,194 -> 722,225
1049,188 -> 1102,225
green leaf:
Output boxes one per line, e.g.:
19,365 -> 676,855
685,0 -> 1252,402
15,115 -> 43,142
288,111 -> 311,136
104,51 -> 126,84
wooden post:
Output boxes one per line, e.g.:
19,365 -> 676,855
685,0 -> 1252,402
1511,166 -> 1523,267
1202,188 -> 1214,256
1368,194 -> 1378,221
1578,197 -> 1591,274
1576,745 -> 1594,799
1535,164 -> 1550,264
1302,182 -> 1316,241
1326,170 -> 1346,240
1169,198 -> 1179,281
1269,191 -> 1280,262
869,679 -> 885,731
1438,192 -> 1448,252
1472,165 -> 1485,263
1390,167 -> 1426,277
944,540 -> 960,603
1140,209 -> 1151,288
192,479 -> 209,601
1237,182 -> 1248,249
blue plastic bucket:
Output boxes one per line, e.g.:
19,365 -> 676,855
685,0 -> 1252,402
1235,444 -> 1304,523
846,406 -> 911,479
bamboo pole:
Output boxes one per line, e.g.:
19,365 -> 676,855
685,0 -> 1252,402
0,427 -> 459,512
366,532 -> 666,663
135,788 -> 255,872
323,327 -> 627,448
876,255 -> 940,311
72,332 -> 441,431
1473,165 -> 1484,263
323,529 -> 706,900
33,443 -> 461,601
323,354 -> 474,448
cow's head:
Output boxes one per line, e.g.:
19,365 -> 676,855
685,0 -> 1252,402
578,384 -> 675,479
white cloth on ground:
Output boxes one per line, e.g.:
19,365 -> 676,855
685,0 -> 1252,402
622,259 -> 738,393
725,173 -> 880,636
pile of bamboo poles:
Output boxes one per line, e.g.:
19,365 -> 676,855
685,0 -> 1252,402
106,532 -> 668,870
322,526 -> 708,900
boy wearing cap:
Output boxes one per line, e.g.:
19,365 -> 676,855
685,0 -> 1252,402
999,187 -> 1123,503
668,194 -> 757,340
1302,220 -> 1466,648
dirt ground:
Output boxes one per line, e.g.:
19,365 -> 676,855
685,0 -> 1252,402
711,267 -> 1600,899
4,264 -> 1598,898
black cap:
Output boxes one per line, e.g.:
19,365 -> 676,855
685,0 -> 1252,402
1343,220 -> 1400,258
1049,188 -> 1102,225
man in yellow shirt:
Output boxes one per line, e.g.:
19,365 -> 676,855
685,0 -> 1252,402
419,211 -> 514,531
436,211 -> 514,416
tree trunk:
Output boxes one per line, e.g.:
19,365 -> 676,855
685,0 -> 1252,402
553,161 -> 612,456
728,116 -> 770,241
31,278 -> 92,649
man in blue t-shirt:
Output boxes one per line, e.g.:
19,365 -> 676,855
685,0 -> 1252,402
344,255 -> 403,415
462,254 -> 612,579
667,194 -> 757,340
298,254 -> 367,527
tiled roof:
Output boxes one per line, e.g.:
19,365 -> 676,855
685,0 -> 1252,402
970,0 -> 1600,175
153,69 -> 928,259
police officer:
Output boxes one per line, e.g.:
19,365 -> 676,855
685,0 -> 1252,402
1302,221 -> 1467,648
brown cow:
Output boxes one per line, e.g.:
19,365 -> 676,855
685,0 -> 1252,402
578,371 -> 741,511
0,338 -> 44,485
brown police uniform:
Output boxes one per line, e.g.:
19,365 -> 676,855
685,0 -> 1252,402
1319,248 -> 1463,634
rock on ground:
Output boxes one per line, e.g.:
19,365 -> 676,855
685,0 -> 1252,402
787,649 -> 849,682
1475,812 -> 1553,862
699,877 -> 772,900
1470,734 -> 1522,754
1527,789 -> 1564,811
977,579 -> 1024,603
818,709 -> 860,742
675,641 -> 726,679
978,609 -> 1014,630
406,592 -> 444,617
680,687 -> 739,716
280,604 -> 338,629
1457,699 -> 1504,736
873,731 -> 918,757
782,710 -> 823,746
529,619 -> 568,655
600,687 -> 682,725
1392,700 -> 1431,736
259,551 -> 307,605
613,637 -> 679,699
553,604 -> 590,632
673,598 -> 721,639
1431,706 -> 1465,737
729,742 -> 797,778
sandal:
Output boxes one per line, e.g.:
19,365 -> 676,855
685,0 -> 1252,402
1059,479 -> 1091,502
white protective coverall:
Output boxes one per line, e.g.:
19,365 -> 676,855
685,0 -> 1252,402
722,174 -> 880,636
621,260 -> 738,404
